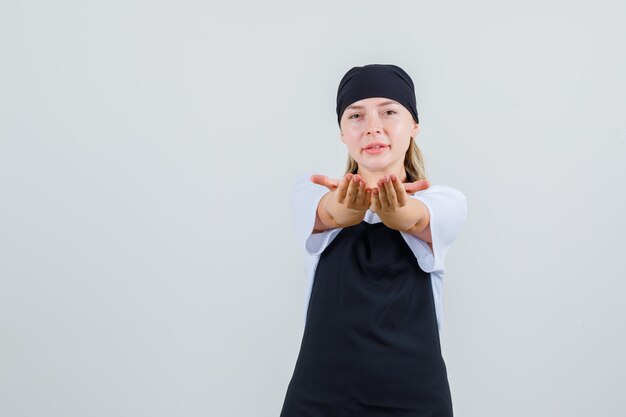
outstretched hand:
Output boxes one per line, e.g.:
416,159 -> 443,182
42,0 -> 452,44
310,173 -> 371,212
370,174 -> 430,214
310,173 -> 430,214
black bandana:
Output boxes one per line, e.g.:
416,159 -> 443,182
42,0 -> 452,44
336,64 -> 419,126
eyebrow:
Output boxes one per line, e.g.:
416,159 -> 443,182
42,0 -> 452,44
346,100 -> 400,110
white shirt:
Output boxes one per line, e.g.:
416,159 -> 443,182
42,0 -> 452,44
289,171 -> 468,332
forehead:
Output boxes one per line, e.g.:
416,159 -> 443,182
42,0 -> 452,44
346,97 -> 401,110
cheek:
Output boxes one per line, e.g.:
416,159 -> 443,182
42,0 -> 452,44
390,126 -> 411,147
341,130 -> 361,148
391,137 -> 411,156
341,138 -> 361,156
343,124 -> 362,137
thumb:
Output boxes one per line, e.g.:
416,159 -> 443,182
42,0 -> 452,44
310,174 -> 339,191
403,179 -> 430,194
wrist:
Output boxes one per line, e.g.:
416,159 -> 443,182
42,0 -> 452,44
377,206 -> 418,231
334,208 -> 366,227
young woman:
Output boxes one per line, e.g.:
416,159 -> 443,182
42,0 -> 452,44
280,64 -> 468,416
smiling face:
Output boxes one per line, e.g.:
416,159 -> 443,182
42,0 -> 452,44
339,97 -> 419,184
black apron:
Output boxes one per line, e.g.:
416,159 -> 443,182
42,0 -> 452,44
280,220 -> 453,417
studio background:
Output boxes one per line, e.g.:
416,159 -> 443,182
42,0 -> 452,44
1,1 -> 625,416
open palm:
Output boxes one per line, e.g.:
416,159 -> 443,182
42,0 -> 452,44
310,173 -> 430,213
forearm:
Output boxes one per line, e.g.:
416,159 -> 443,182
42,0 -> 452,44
317,191 -> 366,229
378,198 -> 429,232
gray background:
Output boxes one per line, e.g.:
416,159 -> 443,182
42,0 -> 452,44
1,1 -> 625,416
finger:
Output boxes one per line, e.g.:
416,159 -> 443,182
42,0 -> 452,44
310,174 -> 340,191
403,179 -> 430,194
336,173 -> 352,203
370,187 -> 380,213
391,174 -> 407,206
376,178 -> 388,210
362,183 -> 373,208
345,174 -> 361,206
355,179 -> 367,208
383,175 -> 398,208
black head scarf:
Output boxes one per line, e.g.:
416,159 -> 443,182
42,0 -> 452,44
336,64 -> 419,127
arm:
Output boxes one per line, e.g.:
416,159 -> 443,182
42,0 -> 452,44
311,173 -> 370,234
405,201 -> 433,252
406,185 -> 468,267
313,191 -> 367,233
404,199 -> 433,252
376,196 -> 433,252
371,175 -> 434,251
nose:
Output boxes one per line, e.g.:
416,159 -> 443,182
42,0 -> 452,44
366,117 -> 382,135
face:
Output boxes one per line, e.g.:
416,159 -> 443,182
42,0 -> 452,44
339,97 -> 419,178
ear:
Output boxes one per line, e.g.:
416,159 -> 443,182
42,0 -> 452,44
411,122 -> 420,138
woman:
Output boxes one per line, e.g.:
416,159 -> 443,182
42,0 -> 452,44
280,64 -> 468,416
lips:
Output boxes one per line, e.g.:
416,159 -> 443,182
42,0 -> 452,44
363,144 -> 389,155
363,143 -> 389,150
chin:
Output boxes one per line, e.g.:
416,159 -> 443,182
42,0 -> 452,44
357,161 -> 389,171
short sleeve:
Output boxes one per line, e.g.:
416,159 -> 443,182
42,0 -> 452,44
289,172 -> 344,256
400,185 -> 468,273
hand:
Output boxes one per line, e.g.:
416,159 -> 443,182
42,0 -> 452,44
403,179 -> 431,195
310,173 -> 372,212
370,174 -> 430,214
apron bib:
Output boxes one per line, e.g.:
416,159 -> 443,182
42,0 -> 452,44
280,220 -> 453,416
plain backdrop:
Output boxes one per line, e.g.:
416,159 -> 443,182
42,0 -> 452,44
1,1 -> 625,416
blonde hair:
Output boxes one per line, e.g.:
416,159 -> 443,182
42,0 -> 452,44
344,136 -> 428,182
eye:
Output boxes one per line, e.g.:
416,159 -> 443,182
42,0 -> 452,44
384,110 -> 397,115
348,113 -> 360,119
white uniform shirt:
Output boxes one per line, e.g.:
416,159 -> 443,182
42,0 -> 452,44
289,172 -> 468,332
